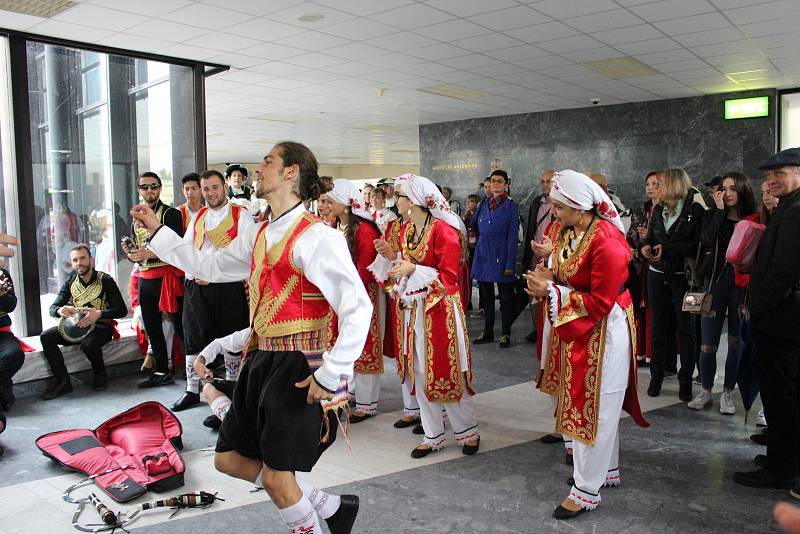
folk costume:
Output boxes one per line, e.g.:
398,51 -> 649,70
328,180 -> 385,419
145,202 -> 371,468
133,199 -> 184,379
177,203 -> 199,234
370,174 -> 478,453
378,217 -> 421,421
173,199 -> 252,411
40,269 -> 127,397
197,327 -> 251,423
540,171 -> 648,514
0,269 -> 32,411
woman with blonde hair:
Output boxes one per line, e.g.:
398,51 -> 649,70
640,168 -> 706,401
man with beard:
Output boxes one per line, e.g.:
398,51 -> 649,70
40,244 -> 127,399
124,171 -> 184,388
171,170 -> 252,413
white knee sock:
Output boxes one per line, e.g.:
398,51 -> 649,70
210,396 -> 231,421
296,477 -> 341,520
186,354 -> 200,394
277,496 -> 322,534
224,352 -> 242,381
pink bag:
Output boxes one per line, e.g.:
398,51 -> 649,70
726,219 -> 766,269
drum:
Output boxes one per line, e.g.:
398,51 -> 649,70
58,310 -> 95,343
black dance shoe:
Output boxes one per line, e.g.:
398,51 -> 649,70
553,504 -> 589,520
137,373 -> 174,389
462,437 -> 480,456
751,431 -> 769,446
472,334 -> 494,345
411,445 -> 438,459
171,392 -> 200,411
647,377 -> 662,397
325,494 -> 359,534
92,371 -> 108,392
539,433 -> 562,444
203,415 -> 222,431
349,412 -> 372,424
412,424 -> 424,435
393,417 -> 420,429
733,467 -> 798,489
678,383 -> 693,402
42,377 -> 73,400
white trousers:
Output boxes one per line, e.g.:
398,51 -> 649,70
415,364 -> 478,448
569,390 -> 624,509
401,378 -> 420,417
354,372 -> 381,415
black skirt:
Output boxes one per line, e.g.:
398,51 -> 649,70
215,349 -> 338,472
182,280 -> 248,354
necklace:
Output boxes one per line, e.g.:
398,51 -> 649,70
404,213 -> 431,253
560,216 -> 595,262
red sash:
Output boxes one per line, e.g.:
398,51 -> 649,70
138,265 -> 184,313
0,326 -> 35,352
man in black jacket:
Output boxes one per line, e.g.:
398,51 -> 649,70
40,244 -> 128,399
734,148 -> 800,492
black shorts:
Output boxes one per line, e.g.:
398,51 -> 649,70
215,350 -> 338,472
182,280 -> 248,355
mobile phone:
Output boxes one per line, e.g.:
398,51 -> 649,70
121,236 -> 138,251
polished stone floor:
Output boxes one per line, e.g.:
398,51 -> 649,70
0,310 -> 792,533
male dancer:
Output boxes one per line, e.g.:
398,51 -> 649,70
125,172 -> 184,388
177,172 -> 203,233
132,141 -> 369,534
171,170 -> 251,413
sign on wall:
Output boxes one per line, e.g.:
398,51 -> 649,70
724,96 -> 769,120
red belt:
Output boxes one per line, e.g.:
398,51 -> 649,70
0,326 -> 35,352
138,265 -> 184,313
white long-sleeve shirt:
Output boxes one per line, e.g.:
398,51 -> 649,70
182,200 -> 255,281
147,203 -> 371,392
199,327 -> 251,362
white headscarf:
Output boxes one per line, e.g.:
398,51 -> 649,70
549,170 -> 624,233
394,174 -> 466,234
327,179 -> 372,221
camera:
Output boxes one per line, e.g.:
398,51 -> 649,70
591,98 -> 600,105
121,236 -> 138,252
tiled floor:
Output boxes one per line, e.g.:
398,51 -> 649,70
0,313 -> 790,533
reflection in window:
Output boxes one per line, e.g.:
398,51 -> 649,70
25,42 -> 196,331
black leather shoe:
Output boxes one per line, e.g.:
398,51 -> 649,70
540,433 -> 563,444
647,377 -> 662,397
92,372 -> 108,392
412,423 -> 424,435
553,504 -> 588,520
791,487 -> 800,500
42,377 -> 73,400
499,335 -> 511,348
0,396 -> 14,411
349,412 -> 372,424
171,392 -> 200,411
325,494 -> 359,534
754,454 -> 768,468
472,334 -> 494,345
203,414 -> 222,431
566,452 -> 574,466
524,331 -> 536,343
678,383 -> 692,402
137,373 -> 174,389
733,467 -> 798,489
462,437 -> 480,456
411,445 -> 437,459
751,432 -> 769,446
393,417 -> 420,429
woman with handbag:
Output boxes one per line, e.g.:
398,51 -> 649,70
641,168 -> 706,401
688,172 -> 758,413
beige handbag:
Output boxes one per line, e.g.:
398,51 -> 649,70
682,240 -> 717,316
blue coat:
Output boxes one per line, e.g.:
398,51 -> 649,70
470,197 -> 519,283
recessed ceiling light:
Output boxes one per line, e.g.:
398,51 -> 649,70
298,13 -> 324,23
583,57 -> 657,79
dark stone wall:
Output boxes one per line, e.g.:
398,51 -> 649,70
419,89 -> 777,213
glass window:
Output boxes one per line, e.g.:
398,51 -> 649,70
781,92 -> 800,150
25,41 -> 197,331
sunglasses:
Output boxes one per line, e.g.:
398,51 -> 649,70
394,193 -> 408,200
138,184 -> 161,191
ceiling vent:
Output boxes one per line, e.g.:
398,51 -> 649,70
417,84 -> 491,100
583,57 -> 658,79
0,0 -> 75,18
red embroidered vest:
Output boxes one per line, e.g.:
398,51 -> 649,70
248,211 -> 332,339
178,204 -> 192,233
193,203 -> 242,250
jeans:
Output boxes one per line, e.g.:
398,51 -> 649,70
478,281 -> 515,337
699,265 -> 741,391
648,269 -> 696,385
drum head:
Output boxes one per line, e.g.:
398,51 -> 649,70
58,312 -> 95,343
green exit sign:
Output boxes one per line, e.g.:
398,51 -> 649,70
724,96 -> 769,119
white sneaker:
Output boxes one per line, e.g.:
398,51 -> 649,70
688,389 -> 713,410
757,409 -> 767,427
720,390 -> 736,415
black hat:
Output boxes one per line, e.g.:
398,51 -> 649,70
758,147 -> 800,170
225,164 -> 248,177
704,175 -> 722,187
